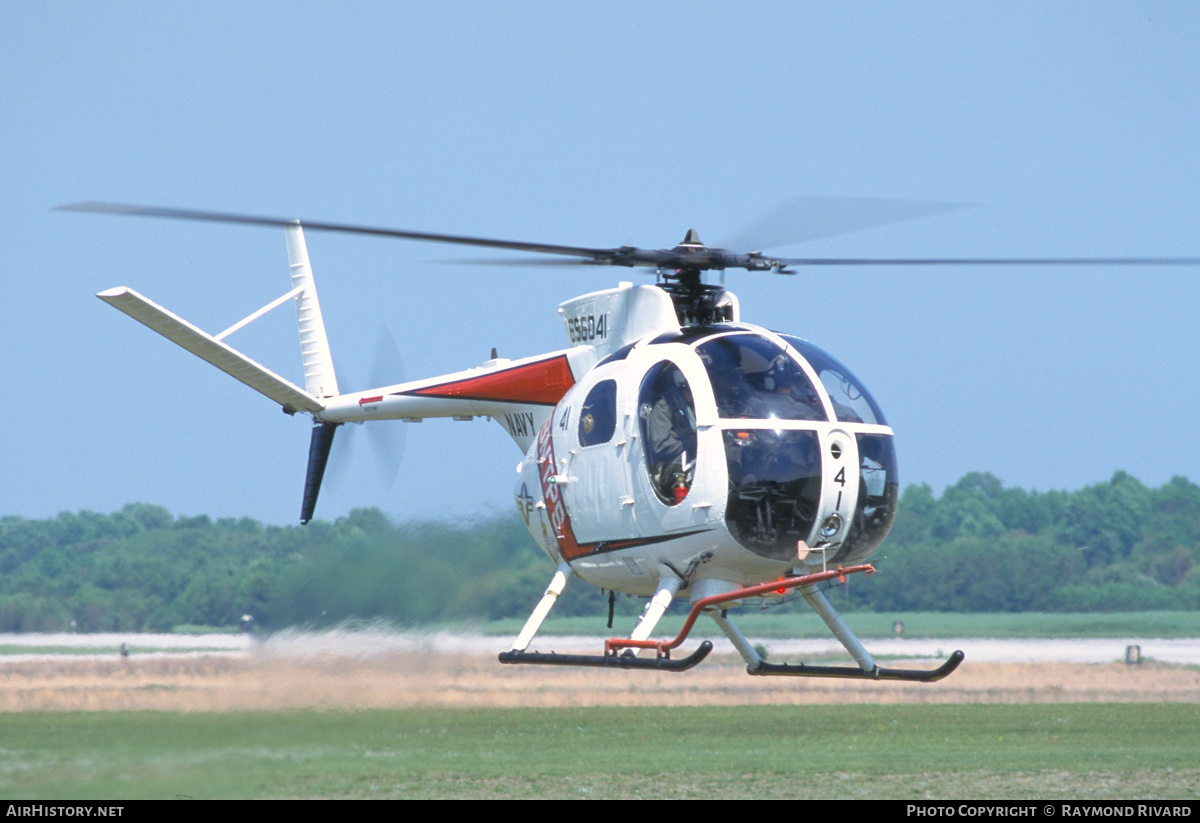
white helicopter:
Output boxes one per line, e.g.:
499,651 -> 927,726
63,201 -> 1200,681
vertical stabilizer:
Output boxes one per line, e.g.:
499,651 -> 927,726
287,223 -> 340,399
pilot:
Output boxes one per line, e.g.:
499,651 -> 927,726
644,395 -> 681,465
641,368 -> 696,501
700,345 -> 749,418
747,358 -> 824,421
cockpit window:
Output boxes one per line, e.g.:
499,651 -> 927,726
781,336 -> 887,426
723,428 -> 822,560
832,433 -> 899,565
637,360 -> 697,505
696,334 -> 826,421
578,379 -> 617,447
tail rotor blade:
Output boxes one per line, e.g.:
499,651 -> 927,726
368,417 -> 406,490
300,421 -> 338,524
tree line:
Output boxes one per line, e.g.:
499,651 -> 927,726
1,471 -> 1198,632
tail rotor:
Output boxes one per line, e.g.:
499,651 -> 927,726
300,421 -> 339,524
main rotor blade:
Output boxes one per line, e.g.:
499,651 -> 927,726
56,201 -> 610,260
432,256 -> 647,267
59,201 -> 1200,273
775,256 -> 1200,267
722,196 -> 972,251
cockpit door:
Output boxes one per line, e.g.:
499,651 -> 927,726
631,356 -> 716,533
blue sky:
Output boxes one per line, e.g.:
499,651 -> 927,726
4,2 -> 1198,525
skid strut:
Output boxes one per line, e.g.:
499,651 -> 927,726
501,564 -> 944,677
501,566 -> 713,671
741,585 -> 964,681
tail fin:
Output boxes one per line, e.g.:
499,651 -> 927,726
98,223 -> 347,524
287,223 -> 340,399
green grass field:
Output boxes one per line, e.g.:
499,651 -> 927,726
2,704 -> 1197,799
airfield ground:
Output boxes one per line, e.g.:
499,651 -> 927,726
4,634 -> 1198,799
1,638 -> 1197,711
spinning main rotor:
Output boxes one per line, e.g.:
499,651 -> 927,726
59,200 -> 1200,324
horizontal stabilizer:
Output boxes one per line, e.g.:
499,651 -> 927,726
97,287 -> 324,413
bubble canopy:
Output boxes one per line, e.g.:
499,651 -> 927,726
778,334 -> 887,427
644,327 -> 898,564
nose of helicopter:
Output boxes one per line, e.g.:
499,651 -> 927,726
696,332 -> 898,567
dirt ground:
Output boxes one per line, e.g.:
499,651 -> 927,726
1,648 -> 1197,711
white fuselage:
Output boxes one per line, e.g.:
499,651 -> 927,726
513,315 -> 897,599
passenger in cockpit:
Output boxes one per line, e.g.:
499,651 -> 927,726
745,358 -> 825,421
639,362 -> 697,504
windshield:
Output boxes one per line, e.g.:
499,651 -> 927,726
833,433 -> 899,565
780,336 -> 886,425
697,334 -> 827,421
722,428 -> 822,561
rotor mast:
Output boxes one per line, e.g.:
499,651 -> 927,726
656,230 -> 740,326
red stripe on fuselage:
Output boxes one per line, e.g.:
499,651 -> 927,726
403,354 -> 574,405
536,416 -> 584,560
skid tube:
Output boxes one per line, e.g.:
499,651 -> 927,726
500,565 -> 875,673
498,642 -> 714,671
748,650 -> 964,681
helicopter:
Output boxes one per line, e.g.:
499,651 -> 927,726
62,201 -> 1200,681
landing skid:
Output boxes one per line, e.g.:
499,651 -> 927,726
500,562 -> 961,682
708,577 -> 965,681
748,651 -> 964,681
499,642 -> 713,671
